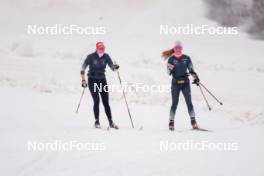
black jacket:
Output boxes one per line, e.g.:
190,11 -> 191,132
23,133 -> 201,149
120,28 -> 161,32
167,54 -> 195,79
81,52 -> 115,79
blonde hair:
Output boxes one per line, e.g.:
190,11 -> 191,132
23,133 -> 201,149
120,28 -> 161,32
161,48 -> 174,60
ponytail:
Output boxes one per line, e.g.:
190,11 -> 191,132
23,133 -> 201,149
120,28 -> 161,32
161,48 -> 174,60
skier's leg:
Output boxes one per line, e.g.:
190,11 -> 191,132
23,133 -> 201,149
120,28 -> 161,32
99,79 -> 113,124
169,80 -> 181,121
182,82 -> 199,129
182,82 -> 195,119
88,78 -> 100,122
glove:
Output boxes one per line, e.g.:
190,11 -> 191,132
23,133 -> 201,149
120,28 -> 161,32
192,78 -> 200,86
190,71 -> 200,86
81,79 -> 88,88
113,64 -> 120,70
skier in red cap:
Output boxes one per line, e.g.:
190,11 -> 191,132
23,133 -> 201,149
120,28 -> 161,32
80,42 -> 120,129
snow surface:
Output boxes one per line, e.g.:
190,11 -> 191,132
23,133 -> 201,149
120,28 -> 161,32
0,0 -> 264,175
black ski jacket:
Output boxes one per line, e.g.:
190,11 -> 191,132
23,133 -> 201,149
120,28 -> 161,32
167,54 -> 195,79
81,52 -> 115,79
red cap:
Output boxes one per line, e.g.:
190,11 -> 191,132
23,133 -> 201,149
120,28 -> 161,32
96,42 -> 105,50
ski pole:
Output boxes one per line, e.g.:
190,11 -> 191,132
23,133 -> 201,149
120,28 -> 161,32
116,70 -> 134,128
199,82 -> 223,105
75,88 -> 86,114
198,84 -> 212,111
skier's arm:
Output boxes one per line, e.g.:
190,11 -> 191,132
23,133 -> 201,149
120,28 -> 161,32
107,55 -> 119,71
187,57 -> 197,76
187,57 -> 200,85
167,58 -> 174,75
80,55 -> 90,80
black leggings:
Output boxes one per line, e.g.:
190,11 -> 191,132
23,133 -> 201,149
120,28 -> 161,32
88,77 -> 112,124
170,78 -> 195,120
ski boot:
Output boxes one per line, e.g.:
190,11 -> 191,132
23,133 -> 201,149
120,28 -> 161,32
95,120 -> 101,128
191,118 -> 199,129
169,120 -> 174,131
109,122 -> 119,129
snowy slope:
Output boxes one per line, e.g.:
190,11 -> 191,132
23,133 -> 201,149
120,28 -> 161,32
1,0 -> 264,123
0,0 -> 264,176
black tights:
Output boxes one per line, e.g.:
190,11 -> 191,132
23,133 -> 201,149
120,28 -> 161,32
88,77 -> 112,124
